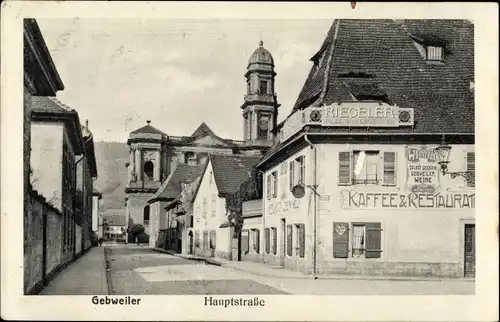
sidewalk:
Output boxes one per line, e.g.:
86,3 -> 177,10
40,247 -> 108,295
153,248 -> 475,282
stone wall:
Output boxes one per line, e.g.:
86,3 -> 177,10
24,191 -> 44,294
24,189 -> 68,294
45,207 -> 63,274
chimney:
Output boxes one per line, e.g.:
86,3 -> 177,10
85,119 -> 89,128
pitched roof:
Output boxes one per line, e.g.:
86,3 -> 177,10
131,123 -> 167,136
292,19 -> 474,133
191,122 -> 214,137
31,96 -> 85,154
149,163 -> 206,203
210,154 -> 262,196
31,96 -> 76,114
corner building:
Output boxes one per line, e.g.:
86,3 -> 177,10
257,19 -> 475,278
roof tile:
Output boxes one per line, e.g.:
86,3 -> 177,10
210,154 -> 261,196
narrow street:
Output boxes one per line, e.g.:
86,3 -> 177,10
106,245 -> 287,295
105,244 -> 474,295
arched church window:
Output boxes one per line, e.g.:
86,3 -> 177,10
258,116 -> 269,140
144,161 -> 154,181
260,80 -> 268,95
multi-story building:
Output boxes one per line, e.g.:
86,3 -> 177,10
189,154 -> 261,259
125,41 -> 280,241
256,19 -> 475,278
23,18 -> 65,294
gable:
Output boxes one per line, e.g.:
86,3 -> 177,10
190,134 -> 233,147
192,160 -> 218,206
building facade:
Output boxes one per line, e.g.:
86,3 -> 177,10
190,154 -> 261,259
125,41 -> 280,239
256,19 -> 475,278
23,19 -> 66,294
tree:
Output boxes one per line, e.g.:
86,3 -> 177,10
225,166 -> 263,238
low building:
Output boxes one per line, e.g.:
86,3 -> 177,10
256,19 -> 475,278
103,214 -> 127,241
190,154 -> 261,259
147,163 -> 205,250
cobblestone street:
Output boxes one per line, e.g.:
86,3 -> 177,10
105,244 -> 474,295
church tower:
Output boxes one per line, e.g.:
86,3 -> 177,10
241,41 -> 280,149
125,120 -> 169,228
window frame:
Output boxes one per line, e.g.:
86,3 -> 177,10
352,150 -> 380,185
425,45 -> 444,61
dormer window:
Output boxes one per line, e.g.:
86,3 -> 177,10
410,34 -> 448,63
426,45 -> 444,61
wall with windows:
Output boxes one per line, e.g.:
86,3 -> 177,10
263,146 -> 315,273
191,161 -> 231,258
262,141 -> 475,277
315,142 -> 475,277
241,215 -> 263,262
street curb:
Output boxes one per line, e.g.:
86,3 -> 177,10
103,247 -> 115,295
152,248 -> 222,266
151,248 -> 474,282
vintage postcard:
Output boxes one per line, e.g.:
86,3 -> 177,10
1,1 -> 498,321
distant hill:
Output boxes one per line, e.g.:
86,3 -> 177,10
94,141 -> 129,214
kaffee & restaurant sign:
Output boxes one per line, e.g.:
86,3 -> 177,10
340,190 -> 475,210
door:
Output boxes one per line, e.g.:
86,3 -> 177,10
280,218 -> 286,266
188,231 -> 193,254
464,224 -> 475,277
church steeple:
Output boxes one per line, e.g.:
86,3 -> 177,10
241,40 -> 280,146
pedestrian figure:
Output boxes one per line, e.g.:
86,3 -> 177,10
98,237 -> 103,247
136,236 -> 139,245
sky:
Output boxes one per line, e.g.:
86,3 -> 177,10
37,19 -> 333,143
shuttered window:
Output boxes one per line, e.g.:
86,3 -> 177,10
271,171 -> 278,198
241,229 -> 250,252
203,231 -> 209,250
338,152 -> 352,185
289,161 -> 294,190
365,222 -> 382,258
333,222 -> 349,258
286,225 -> 293,256
194,230 -> 200,247
383,152 -> 397,186
265,228 -> 270,254
467,152 -> 475,187
266,175 -> 271,200
295,224 -> 305,258
210,230 -> 216,249
271,227 -> 277,255
211,195 -> 216,217
252,229 -> 260,253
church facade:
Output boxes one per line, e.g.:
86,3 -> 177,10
125,41 -> 280,236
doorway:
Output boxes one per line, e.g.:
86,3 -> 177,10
464,224 -> 475,277
280,218 -> 286,266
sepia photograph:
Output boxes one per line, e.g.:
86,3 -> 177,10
2,1 -> 498,321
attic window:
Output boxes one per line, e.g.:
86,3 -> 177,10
426,46 -> 444,61
410,34 -> 448,62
